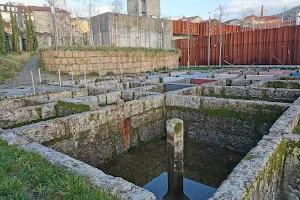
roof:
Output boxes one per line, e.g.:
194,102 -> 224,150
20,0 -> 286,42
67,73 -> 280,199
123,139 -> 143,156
180,16 -> 203,22
243,15 -> 281,22
17,5 -> 69,14
224,19 -> 240,23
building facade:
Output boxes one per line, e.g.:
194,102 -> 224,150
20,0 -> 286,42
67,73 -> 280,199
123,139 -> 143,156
1,3 -> 71,48
127,0 -> 160,18
91,12 -> 172,48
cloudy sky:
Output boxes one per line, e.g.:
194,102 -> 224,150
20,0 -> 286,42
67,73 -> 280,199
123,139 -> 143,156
0,0 -> 299,20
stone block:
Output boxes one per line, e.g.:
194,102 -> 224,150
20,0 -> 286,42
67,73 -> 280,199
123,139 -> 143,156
67,58 -> 75,64
166,94 -> 201,109
41,103 -> 56,119
97,94 -> 107,105
78,51 -> 86,57
48,91 -> 72,100
65,51 -> 73,57
55,98 -> 99,117
122,90 -> 134,101
61,58 -> 68,65
106,92 -> 122,105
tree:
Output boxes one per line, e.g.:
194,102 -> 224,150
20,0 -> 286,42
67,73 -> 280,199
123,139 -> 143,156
0,12 -> 7,55
214,4 -> 226,67
28,13 -> 38,51
24,13 -> 32,51
110,0 -> 124,46
10,9 -> 20,53
110,0 -> 124,13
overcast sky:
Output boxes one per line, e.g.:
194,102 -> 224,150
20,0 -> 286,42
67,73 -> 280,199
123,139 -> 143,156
0,0 -> 299,20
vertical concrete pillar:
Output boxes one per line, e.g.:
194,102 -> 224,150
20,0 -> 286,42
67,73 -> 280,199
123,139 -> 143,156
163,118 -> 189,200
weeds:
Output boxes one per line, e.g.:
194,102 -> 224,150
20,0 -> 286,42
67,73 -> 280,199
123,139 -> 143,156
0,139 -> 119,200
40,45 -> 180,56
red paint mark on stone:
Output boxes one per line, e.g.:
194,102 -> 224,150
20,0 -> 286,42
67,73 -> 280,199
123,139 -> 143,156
192,78 -> 216,85
122,118 -> 131,151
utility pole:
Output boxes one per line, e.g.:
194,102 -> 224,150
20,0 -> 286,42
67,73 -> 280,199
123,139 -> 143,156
208,12 -> 211,66
161,22 -> 164,49
187,22 -> 190,68
50,3 -> 58,50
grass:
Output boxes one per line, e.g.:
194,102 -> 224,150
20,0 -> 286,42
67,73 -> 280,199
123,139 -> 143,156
0,52 -> 32,83
40,45 -> 180,55
0,139 -> 119,200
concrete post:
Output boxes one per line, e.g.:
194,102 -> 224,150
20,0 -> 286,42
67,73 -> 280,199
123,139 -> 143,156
162,22 -> 165,49
31,71 -> 35,95
58,68 -> 62,87
38,68 -> 41,84
163,118 -> 189,200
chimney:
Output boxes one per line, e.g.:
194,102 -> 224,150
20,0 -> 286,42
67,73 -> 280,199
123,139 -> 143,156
297,12 -> 300,25
261,5 -> 264,18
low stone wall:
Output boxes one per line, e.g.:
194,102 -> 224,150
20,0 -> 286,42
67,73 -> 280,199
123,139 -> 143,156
0,103 -> 56,129
9,95 -> 165,166
0,88 -> 89,111
209,98 -> 300,200
196,85 -> 300,103
40,50 -> 180,75
166,94 -> 289,151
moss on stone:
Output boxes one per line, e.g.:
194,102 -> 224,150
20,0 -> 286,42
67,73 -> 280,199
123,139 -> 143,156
174,122 -> 182,133
4,116 -> 57,130
226,80 -> 233,86
242,139 -> 287,199
198,87 -> 294,103
264,81 -> 300,89
244,154 -> 256,160
42,134 -> 72,146
55,100 -> 91,116
107,122 -> 117,158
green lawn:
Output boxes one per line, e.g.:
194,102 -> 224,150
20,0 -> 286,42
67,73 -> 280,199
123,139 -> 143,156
0,53 -> 33,83
0,139 -> 118,200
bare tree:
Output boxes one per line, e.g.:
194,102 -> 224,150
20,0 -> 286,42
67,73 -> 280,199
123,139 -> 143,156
240,3 -> 255,31
110,0 -> 124,13
214,4 -> 227,66
75,0 -> 102,46
110,0 -> 124,46
72,6 -> 89,45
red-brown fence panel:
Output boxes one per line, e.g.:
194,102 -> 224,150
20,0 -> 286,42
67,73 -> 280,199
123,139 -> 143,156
176,25 -> 300,66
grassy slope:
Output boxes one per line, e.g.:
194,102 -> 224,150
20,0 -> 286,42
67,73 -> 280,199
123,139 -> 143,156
0,139 -> 118,200
0,53 -> 32,83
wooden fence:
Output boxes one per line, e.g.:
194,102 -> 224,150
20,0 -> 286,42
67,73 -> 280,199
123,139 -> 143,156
176,25 -> 300,66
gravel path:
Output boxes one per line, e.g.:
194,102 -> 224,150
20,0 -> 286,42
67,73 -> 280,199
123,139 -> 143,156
8,55 -> 41,86
1,56 -> 77,89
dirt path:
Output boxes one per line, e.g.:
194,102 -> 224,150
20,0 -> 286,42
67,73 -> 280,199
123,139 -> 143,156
7,55 -> 41,86
1,56 -> 78,89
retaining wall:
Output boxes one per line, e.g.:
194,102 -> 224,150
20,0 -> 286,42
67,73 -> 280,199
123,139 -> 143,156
40,50 -> 180,75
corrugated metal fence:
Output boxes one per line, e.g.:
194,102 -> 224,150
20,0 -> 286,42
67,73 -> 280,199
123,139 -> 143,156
176,25 -> 300,65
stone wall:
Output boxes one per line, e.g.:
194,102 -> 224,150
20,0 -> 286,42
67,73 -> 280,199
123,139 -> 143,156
166,94 -> 289,151
40,50 -> 179,75
172,85 -> 300,103
9,95 -> 165,166
209,98 -> 300,200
